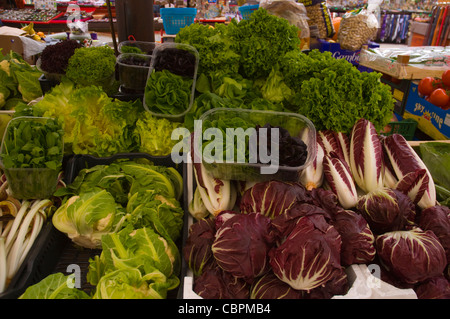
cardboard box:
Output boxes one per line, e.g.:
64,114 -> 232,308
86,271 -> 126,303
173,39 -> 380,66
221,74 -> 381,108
403,82 -> 450,140
0,27 -> 45,64
318,39 -> 379,67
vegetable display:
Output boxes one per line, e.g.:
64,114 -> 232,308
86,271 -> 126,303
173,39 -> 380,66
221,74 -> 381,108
0,196 -> 55,294
39,40 -> 82,75
186,116 -> 449,299
65,46 -> 117,94
14,80 -> 180,157
23,159 -> 184,299
175,8 -> 394,133
0,50 -> 43,109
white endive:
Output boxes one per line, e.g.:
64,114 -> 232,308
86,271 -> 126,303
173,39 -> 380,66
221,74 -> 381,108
192,162 -> 237,217
383,134 -> 436,209
323,151 -> 358,209
299,142 -> 325,190
349,118 -> 384,193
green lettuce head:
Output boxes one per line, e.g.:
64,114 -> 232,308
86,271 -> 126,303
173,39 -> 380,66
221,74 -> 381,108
52,189 -> 127,249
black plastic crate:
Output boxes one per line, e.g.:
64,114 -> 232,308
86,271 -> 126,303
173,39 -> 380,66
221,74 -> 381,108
0,221 -> 67,299
6,152 -> 186,298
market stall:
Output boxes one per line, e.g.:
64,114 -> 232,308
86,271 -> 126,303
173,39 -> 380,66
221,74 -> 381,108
0,1 -> 448,302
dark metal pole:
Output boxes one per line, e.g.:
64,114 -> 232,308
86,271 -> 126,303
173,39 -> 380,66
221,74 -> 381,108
106,0 -> 118,55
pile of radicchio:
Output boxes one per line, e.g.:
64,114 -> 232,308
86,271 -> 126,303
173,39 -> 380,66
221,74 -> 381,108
185,117 -> 450,299
184,181 -> 374,299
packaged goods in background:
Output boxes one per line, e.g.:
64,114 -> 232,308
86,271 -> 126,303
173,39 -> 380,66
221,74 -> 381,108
298,0 -> 335,39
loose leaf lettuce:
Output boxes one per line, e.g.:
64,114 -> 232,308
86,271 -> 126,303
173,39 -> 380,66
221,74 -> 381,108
144,69 -> 193,115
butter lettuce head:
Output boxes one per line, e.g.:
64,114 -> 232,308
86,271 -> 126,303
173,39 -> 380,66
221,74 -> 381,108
52,189 -> 126,249
93,268 -> 176,299
88,227 -> 181,298
70,86 -> 139,156
144,69 -> 193,115
134,111 -> 182,156
126,190 -> 184,242
19,273 -> 90,299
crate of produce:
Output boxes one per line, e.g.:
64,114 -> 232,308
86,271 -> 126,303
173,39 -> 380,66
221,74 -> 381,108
0,116 -> 64,200
15,153 -> 187,299
160,8 -> 197,35
403,82 -> 450,140
238,4 -> 259,20
0,212 -> 67,299
143,42 -> 199,121
180,161 -> 418,299
196,108 -> 317,182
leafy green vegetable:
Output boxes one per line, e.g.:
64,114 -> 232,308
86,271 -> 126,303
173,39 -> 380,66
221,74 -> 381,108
19,273 -> 90,299
0,49 -> 43,107
65,46 -> 117,92
21,80 -> 141,157
227,8 -> 301,80
126,190 -> 184,241
87,226 -> 180,299
281,50 -> 394,133
176,23 -> 240,77
144,69 -> 193,115
258,66 -> 293,103
419,142 -> 450,190
52,189 -> 127,249
70,86 -> 140,156
1,117 -> 64,169
53,160 -> 184,249
133,111 -> 183,156
120,161 -> 183,201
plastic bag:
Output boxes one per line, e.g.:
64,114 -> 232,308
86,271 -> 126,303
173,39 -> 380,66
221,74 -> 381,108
297,0 -> 334,39
260,0 -> 310,50
338,1 -> 380,51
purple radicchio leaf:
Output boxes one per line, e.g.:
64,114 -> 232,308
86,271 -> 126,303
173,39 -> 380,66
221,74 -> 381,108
414,275 -> 450,299
323,151 -> 358,209
419,205 -> 450,263
212,213 -> 274,283
376,227 -> 447,284
356,187 -> 416,234
193,261 -> 250,299
395,168 -> 429,204
332,209 -> 376,266
183,217 -> 216,277
383,134 -> 436,209
269,214 -> 342,291
250,271 -> 305,299
239,180 -> 311,219
349,118 -> 384,193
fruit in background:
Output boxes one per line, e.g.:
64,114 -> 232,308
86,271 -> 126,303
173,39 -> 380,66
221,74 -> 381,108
428,88 -> 449,107
442,69 -> 450,87
418,77 -> 436,96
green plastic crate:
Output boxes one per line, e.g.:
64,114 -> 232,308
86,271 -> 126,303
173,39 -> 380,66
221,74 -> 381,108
384,119 -> 418,140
